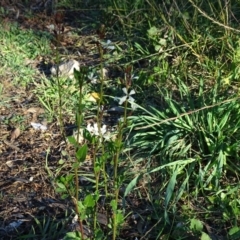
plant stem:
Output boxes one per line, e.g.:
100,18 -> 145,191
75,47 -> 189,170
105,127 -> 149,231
74,69 -> 85,240
55,27 -> 66,143
112,99 -> 128,240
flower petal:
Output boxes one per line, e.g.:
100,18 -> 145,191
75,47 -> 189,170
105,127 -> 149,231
128,96 -> 135,102
92,123 -> 99,135
101,125 -> 107,134
132,74 -> 139,80
86,123 -> 93,133
130,102 -> 138,110
122,87 -> 128,94
119,96 -> 127,105
129,89 -> 136,95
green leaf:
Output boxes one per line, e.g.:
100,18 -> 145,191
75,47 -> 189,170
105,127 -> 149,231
165,170 -> 177,211
67,136 -> 78,147
116,211 -> 124,225
76,144 -> 88,162
94,229 -> 104,239
229,226 -> 240,235
72,162 -> 80,169
83,128 -> 93,142
155,45 -> 161,52
124,174 -> 143,197
147,26 -> 159,37
74,68 -> 81,82
190,218 -> 203,232
56,182 -> 66,190
58,159 -> 65,165
149,158 -> 195,174
84,194 -> 95,208
159,38 -> 167,46
200,232 -> 211,240
61,150 -> 68,156
63,231 -> 82,240
110,199 -> 118,212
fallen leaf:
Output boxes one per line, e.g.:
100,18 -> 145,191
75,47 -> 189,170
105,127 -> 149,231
26,107 -> 45,114
6,160 -> 14,168
10,127 -> 21,141
97,212 -> 108,225
85,92 -> 100,102
91,92 -> 100,100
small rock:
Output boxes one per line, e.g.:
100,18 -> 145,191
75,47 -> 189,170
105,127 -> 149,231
50,59 -> 80,79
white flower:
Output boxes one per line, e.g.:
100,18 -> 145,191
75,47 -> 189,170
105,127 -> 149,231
88,72 -> 98,84
115,88 -> 137,110
101,40 -> 115,50
87,123 -> 107,136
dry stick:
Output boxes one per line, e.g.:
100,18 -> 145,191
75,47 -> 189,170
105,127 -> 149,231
140,217 -> 162,240
188,0 -> 240,33
136,97 -> 240,130
3,140 -> 23,152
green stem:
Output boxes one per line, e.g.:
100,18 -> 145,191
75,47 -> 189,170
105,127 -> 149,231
74,70 -> 85,240
92,42 -> 108,234
55,29 -> 66,142
112,100 -> 128,240
93,146 -> 100,231
97,44 -> 108,196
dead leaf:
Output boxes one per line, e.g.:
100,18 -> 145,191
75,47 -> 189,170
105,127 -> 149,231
85,92 -> 100,102
10,127 -> 21,141
24,107 -> 45,122
91,92 -> 100,100
6,160 -> 14,168
25,107 -> 45,114
97,212 -> 108,225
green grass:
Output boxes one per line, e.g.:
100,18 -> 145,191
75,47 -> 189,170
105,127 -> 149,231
1,0 -> 240,239
0,21 -> 52,86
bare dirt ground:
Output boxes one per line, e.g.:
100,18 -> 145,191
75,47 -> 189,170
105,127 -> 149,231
0,1 -> 96,239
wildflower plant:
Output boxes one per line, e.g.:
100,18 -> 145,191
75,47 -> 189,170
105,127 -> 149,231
53,21 -> 138,239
